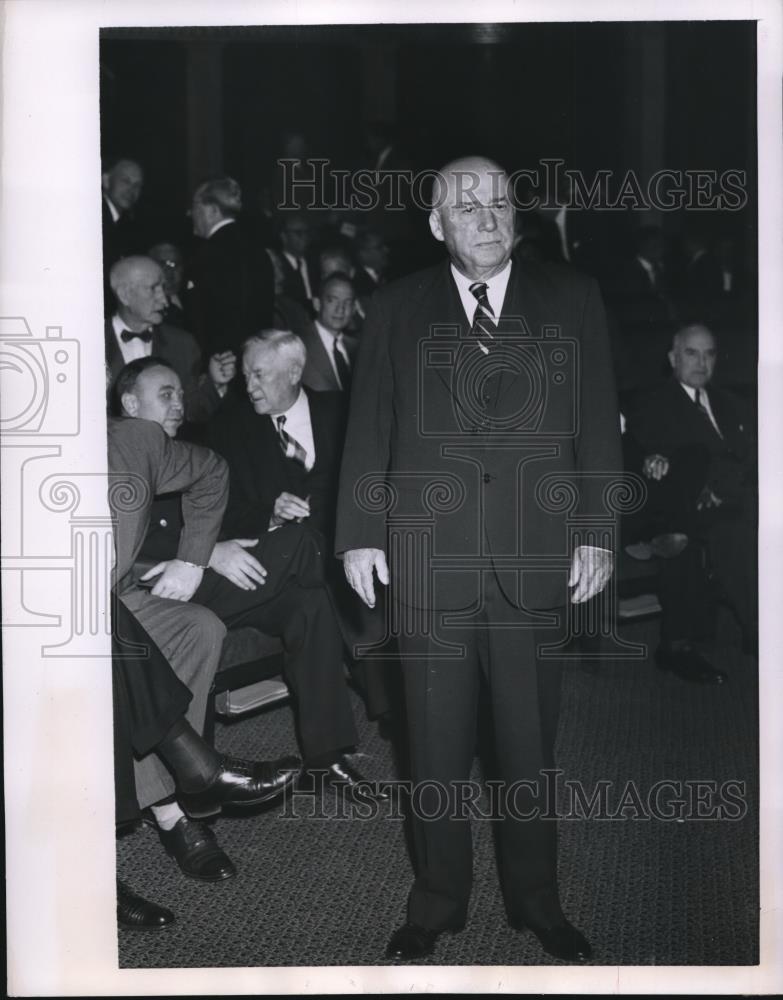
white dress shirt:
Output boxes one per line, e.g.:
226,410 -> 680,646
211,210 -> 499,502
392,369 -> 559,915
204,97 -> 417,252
112,313 -> 153,365
314,320 -> 351,389
450,259 -> 512,327
272,388 -> 315,471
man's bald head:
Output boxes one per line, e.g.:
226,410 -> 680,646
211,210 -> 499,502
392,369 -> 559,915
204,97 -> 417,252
428,156 -> 515,281
110,256 -> 168,328
429,157 -> 511,211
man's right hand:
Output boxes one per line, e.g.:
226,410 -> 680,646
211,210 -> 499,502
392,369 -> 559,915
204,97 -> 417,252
642,453 -> 670,480
208,539 -> 268,591
343,548 -> 389,608
269,491 -> 310,529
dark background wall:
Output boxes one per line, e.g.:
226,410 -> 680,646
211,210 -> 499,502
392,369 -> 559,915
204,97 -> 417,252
100,21 -> 756,260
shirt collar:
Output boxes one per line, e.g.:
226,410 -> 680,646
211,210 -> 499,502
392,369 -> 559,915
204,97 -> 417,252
450,258 -> 512,323
315,319 -> 342,344
273,386 -> 307,422
678,382 -> 709,403
207,217 -> 236,239
103,195 -> 120,223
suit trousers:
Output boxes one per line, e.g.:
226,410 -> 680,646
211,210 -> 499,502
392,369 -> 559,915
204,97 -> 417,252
191,523 -> 358,762
112,597 -> 193,825
397,570 -> 565,931
118,590 -> 226,811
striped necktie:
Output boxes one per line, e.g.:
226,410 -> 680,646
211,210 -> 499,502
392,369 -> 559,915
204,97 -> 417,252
276,415 -> 308,466
468,281 -> 496,354
694,389 -> 722,439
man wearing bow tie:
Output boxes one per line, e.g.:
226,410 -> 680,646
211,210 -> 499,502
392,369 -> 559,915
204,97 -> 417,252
336,157 -> 622,963
105,255 -> 235,425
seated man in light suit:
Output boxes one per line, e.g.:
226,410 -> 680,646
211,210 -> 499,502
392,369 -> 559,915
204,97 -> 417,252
108,416 -> 299,884
116,355 -> 385,806
300,272 -> 359,393
105,255 -> 235,425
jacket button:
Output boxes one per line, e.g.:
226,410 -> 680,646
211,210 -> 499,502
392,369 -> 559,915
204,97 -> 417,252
483,473 -> 492,484
159,518 -> 168,527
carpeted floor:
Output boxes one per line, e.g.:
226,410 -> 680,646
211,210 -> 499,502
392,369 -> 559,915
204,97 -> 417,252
117,612 -> 758,968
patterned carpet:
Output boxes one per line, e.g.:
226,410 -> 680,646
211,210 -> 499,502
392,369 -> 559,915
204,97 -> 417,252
117,612 -> 758,968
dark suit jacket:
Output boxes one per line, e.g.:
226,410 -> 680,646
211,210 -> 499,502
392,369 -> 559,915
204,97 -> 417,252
626,378 -> 755,507
185,221 -> 275,356
279,253 -> 316,311
105,317 -> 221,425
107,417 -> 228,594
335,256 -> 623,611
300,322 -> 358,392
208,388 -> 347,544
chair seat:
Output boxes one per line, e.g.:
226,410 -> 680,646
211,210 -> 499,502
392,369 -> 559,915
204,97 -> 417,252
212,626 -> 290,721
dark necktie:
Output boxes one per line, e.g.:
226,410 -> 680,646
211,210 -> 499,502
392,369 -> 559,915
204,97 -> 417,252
694,389 -> 722,438
276,415 -> 308,467
332,338 -> 351,392
121,328 -> 153,344
468,282 -> 496,354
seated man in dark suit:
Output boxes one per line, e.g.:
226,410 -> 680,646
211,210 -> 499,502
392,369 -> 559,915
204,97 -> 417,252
113,597 -> 298,928
106,255 -> 235,426
185,175 -> 275,357
300,272 -> 358,393
626,323 -> 757,681
109,416 -> 299,886
208,331 -> 395,722
116,356 -> 385,802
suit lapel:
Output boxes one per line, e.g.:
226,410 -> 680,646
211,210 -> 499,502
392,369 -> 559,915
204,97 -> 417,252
105,318 -> 124,381
306,323 -> 338,389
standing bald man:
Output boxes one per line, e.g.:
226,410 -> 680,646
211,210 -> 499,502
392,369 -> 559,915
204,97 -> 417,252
336,158 -> 622,962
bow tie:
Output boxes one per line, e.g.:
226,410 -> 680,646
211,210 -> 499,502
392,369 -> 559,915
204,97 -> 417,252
120,329 -> 153,343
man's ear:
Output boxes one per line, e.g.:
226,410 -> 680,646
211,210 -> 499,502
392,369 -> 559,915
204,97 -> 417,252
121,392 -> 139,417
312,296 -> 321,313
667,350 -> 676,371
101,172 -> 110,194
289,362 -> 304,386
429,209 -> 445,243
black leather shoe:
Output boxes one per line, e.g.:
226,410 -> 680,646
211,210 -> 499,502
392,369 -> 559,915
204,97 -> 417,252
655,645 -> 726,685
510,917 -> 592,962
307,757 -> 391,804
178,753 -> 301,818
386,923 -> 442,961
117,880 -> 174,929
159,817 -> 236,881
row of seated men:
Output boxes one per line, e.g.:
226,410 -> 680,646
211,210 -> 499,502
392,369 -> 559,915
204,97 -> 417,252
108,331 -> 398,929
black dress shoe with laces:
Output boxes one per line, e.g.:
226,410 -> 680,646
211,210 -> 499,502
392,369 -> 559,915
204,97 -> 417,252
386,923 -> 444,961
116,880 -> 174,929
654,645 -> 726,685
305,757 -> 390,804
509,916 -> 593,962
178,753 -> 301,818
159,817 -> 236,881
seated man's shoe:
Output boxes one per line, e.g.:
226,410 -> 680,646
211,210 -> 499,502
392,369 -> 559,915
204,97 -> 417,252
510,917 -> 592,962
117,880 -> 174,929
178,753 -> 301,819
159,816 -> 236,882
655,645 -> 726,685
306,757 -> 391,804
386,923 -> 442,962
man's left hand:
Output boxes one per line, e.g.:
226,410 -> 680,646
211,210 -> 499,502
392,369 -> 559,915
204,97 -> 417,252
140,559 -> 204,601
208,350 -> 237,388
568,545 -> 613,604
